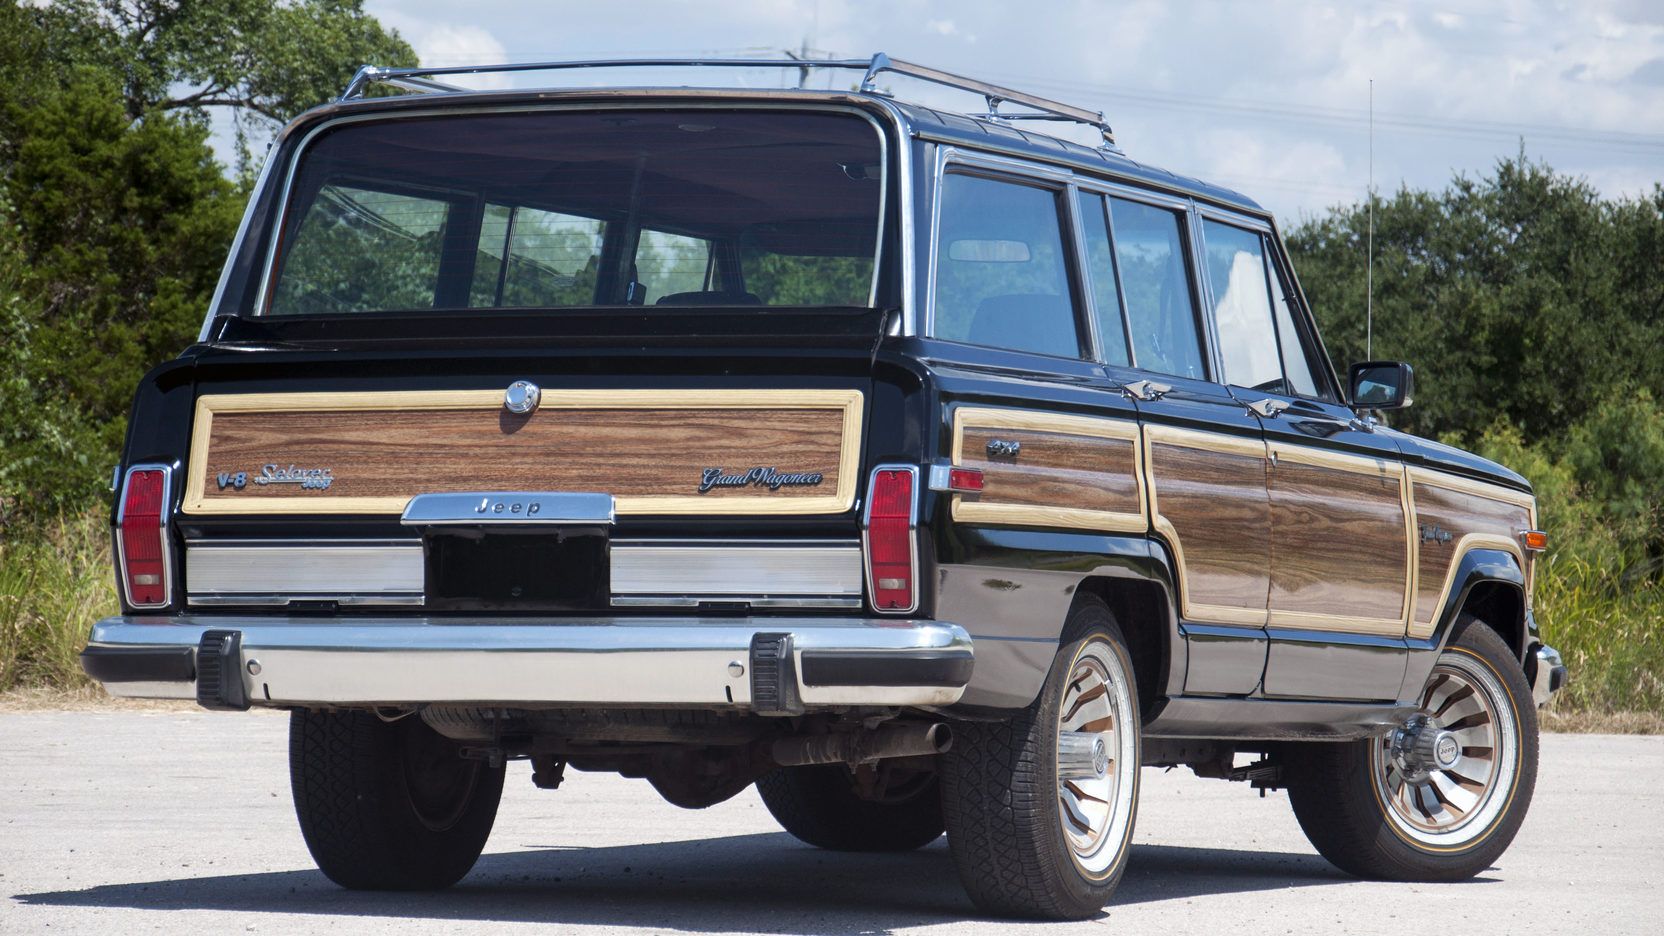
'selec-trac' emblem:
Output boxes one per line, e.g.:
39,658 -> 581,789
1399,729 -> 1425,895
218,464 -> 333,491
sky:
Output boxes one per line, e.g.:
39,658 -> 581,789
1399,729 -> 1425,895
298,0 -> 1664,222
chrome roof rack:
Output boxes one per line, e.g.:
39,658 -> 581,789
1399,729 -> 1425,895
339,53 -> 1116,146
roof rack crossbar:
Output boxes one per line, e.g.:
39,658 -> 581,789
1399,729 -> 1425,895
338,53 -> 1116,146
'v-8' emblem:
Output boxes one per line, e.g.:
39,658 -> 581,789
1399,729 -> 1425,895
216,472 -> 247,490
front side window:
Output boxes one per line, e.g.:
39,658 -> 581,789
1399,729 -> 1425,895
1108,197 -> 1206,380
932,172 -> 1081,358
1267,255 -> 1323,398
266,110 -> 883,315
1202,219 -> 1283,393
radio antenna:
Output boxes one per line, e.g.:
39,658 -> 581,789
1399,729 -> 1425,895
1366,78 -> 1375,361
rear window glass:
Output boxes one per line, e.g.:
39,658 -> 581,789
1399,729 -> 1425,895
267,110 -> 883,315
931,173 -> 1081,358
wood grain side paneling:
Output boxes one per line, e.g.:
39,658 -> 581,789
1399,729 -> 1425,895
184,389 -> 863,515
1145,426 -> 1269,626
1267,446 -> 1409,635
951,407 -> 1145,532
1409,469 -> 1535,638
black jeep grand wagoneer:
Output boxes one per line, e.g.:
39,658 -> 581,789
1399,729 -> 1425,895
82,55 -> 1567,919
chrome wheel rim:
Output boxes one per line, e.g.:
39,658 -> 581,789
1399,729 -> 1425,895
1372,652 -> 1517,847
1055,638 -> 1138,877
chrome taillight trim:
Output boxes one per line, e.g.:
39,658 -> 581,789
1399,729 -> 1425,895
180,538 -> 866,609
611,541 -> 863,598
861,463 -> 921,615
115,464 -> 175,610
186,542 -> 426,607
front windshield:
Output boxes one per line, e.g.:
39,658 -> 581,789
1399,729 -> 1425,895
266,109 -> 884,315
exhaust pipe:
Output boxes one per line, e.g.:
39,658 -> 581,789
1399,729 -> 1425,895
772,722 -> 952,767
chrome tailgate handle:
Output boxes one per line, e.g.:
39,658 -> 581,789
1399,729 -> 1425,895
400,492 -> 616,526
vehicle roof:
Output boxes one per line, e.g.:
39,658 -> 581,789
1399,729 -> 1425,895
280,86 -> 1269,220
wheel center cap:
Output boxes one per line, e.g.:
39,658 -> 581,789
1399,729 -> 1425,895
1434,734 -> 1461,769
1091,737 -> 1110,777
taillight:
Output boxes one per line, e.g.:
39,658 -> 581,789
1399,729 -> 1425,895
863,465 -> 918,613
117,466 -> 172,608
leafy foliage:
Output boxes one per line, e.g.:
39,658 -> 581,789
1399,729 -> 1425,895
0,1 -> 414,526
1287,156 -> 1664,443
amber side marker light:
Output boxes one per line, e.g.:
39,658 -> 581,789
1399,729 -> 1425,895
1519,530 -> 1549,553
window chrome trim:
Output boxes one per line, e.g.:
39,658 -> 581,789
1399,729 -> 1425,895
115,464 -> 175,610
199,150 -> 280,341
861,463 -> 921,615
252,102 -> 894,319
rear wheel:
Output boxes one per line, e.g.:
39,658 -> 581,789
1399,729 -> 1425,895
1286,621 -> 1538,880
939,597 -> 1141,920
756,763 -> 943,851
289,710 -> 505,890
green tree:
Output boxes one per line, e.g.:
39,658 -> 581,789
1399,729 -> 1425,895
12,0 -> 415,166
1287,155 -> 1664,443
0,1 -> 416,526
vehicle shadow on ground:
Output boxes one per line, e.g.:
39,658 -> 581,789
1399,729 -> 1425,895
15,832 -> 1354,932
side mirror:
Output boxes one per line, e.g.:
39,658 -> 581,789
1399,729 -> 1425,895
1349,361 -> 1414,410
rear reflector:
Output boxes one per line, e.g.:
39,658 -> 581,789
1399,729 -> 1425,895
948,467 -> 984,493
118,466 -> 171,608
863,465 -> 918,613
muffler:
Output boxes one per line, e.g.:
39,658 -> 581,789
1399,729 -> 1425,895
772,722 -> 952,767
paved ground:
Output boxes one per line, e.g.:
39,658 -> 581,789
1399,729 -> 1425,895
0,711 -> 1659,935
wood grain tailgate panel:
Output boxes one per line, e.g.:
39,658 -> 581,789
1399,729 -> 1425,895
184,389 -> 863,515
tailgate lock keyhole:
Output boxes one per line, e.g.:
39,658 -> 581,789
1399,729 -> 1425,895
504,380 -> 541,415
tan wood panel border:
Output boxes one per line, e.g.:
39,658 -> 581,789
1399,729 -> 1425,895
949,407 -> 1146,532
183,388 -> 864,516
1406,466 -> 1537,639
1265,441 -> 1415,637
1143,424 -> 1269,627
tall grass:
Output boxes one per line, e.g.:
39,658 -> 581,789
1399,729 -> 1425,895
1535,555 -> 1664,717
0,515 -> 1661,719
0,515 -> 113,691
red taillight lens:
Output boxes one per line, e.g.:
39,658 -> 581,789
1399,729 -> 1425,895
119,468 -> 169,607
865,467 -> 916,612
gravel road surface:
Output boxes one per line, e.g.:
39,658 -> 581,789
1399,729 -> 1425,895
2,710 -> 1658,935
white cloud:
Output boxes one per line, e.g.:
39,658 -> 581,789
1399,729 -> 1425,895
264,1 -> 1664,219
412,24 -> 510,89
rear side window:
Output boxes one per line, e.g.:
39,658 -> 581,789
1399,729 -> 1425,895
932,173 -> 1081,358
271,185 -> 449,314
1202,219 -> 1283,392
1107,197 -> 1206,380
1075,192 -> 1130,366
469,204 -> 605,308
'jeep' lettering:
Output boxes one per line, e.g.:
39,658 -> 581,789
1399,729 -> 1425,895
698,467 -> 825,494
475,497 -> 542,515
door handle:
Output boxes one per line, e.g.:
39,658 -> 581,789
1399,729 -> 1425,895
1123,380 -> 1172,402
1247,399 -> 1291,419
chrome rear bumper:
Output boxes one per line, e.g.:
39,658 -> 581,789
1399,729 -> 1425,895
82,614 -> 973,710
